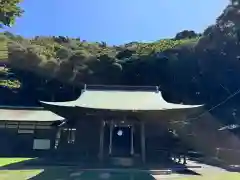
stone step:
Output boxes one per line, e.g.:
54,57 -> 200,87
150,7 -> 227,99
111,157 -> 135,167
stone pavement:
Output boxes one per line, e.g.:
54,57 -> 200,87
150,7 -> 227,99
152,160 -> 226,180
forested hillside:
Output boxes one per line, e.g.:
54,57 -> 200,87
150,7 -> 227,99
1,1 -> 240,127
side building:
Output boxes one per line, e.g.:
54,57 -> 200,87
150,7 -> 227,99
0,107 -> 64,157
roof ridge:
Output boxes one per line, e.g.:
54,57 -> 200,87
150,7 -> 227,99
84,84 -> 160,92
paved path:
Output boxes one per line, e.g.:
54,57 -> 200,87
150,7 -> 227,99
152,160 -> 227,180
0,160 -> 238,180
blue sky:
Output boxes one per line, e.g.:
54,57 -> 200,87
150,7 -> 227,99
5,0 -> 228,45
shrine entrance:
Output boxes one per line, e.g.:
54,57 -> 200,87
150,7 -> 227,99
100,119 -> 145,163
111,125 -> 132,157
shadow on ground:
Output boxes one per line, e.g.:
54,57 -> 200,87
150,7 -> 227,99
28,169 -> 157,180
0,157 -> 205,179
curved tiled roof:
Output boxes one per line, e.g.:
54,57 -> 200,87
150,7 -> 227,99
40,85 -> 203,111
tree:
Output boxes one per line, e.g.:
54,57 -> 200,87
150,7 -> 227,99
0,0 -> 24,28
175,30 -> 198,40
231,0 -> 240,5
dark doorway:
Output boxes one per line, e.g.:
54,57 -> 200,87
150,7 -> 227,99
112,126 -> 131,157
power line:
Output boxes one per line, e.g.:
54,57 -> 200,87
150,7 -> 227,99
171,87 -> 240,124
218,124 -> 240,131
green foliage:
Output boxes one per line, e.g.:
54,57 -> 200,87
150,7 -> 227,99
135,38 -> 200,55
0,31 -> 202,89
231,0 -> 240,5
56,46 -> 72,60
0,0 -> 24,28
0,36 -> 8,60
0,79 -> 20,88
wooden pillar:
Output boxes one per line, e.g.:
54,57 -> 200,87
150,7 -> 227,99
141,121 -> 146,163
109,121 -> 113,155
130,125 -> 134,155
99,120 -> 105,161
54,127 -> 62,149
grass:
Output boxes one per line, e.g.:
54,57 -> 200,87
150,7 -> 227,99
0,170 -> 43,180
177,172 -> 240,180
0,158 -> 42,180
0,157 -> 33,167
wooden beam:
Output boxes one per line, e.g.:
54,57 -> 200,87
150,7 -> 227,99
99,120 -> 105,161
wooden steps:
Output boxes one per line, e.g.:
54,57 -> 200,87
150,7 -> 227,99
111,157 -> 135,167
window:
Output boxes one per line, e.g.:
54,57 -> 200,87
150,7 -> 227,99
33,139 -> 51,150
6,122 -> 18,128
19,124 -> 34,129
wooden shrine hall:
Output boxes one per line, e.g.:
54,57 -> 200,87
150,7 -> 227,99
40,85 -> 203,163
